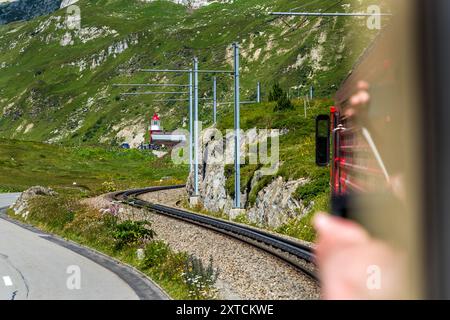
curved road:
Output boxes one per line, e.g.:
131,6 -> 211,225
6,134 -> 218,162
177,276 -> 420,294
0,193 -> 167,300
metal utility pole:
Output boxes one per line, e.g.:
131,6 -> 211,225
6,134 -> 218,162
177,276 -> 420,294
193,57 -> 199,197
136,68 -> 196,186
213,77 -> 217,124
233,42 -> 241,209
257,82 -> 261,103
139,56 -> 240,205
303,98 -> 307,119
189,70 -> 194,171
310,85 -> 314,100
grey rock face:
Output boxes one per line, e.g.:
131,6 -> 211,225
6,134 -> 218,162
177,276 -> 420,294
187,128 -> 234,213
60,0 -> 77,9
0,0 -> 62,25
11,186 -> 58,219
141,0 -> 219,9
247,177 -> 309,228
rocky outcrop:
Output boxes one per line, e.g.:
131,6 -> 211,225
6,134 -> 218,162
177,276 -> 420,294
141,0 -> 223,9
66,36 -> 135,71
0,0 -> 62,25
11,186 -> 57,219
186,127 -> 276,211
247,177 -> 309,228
186,127 -> 308,228
60,0 -> 78,9
186,128 -> 234,212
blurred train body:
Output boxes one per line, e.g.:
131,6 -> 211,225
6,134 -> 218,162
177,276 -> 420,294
316,0 -> 425,298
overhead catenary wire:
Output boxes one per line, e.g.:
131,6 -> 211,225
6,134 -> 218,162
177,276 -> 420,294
126,1 -> 364,107
120,91 -> 188,95
152,97 -> 213,102
113,83 -> 190,87
123,0 -> 358,105
126,0 -> 352,70
188,0 -> 348,57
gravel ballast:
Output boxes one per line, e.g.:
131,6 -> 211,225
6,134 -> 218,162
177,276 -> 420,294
86,190 -> 320,300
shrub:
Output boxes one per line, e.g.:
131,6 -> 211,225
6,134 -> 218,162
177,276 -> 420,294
233,213 -> 252,225
268,82 -> 284,102
158,251 -> 188,281
275,193 -> 330,242
182,255 -> 219,300
293,170 -> 330,206
112,220 -> 156,250
267,82 -> 293,112
28,195 -> 76,231
248,175 -> 273,206
101,181 -> 117,193
64,206 -> 114,245
274,93 -> 293,112
142,241 -> 171,269
102,210 -> 119,229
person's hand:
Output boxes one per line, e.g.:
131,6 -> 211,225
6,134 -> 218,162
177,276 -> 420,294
345,80 -> 371,118
314,213 -> 405,300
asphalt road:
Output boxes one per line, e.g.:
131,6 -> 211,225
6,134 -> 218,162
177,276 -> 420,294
0,193 -> 21,209
0,193 -> 167,300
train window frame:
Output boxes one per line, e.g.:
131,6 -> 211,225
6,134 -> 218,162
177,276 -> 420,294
419,0 -> 450,299
315,114 -> 331,167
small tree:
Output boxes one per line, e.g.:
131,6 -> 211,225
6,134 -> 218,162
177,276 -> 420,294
268,82 -> 284,102
274,92 -> 294,112
112,220 -> 156,250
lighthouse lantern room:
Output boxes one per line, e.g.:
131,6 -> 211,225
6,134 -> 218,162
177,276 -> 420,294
150,113 -> 162,133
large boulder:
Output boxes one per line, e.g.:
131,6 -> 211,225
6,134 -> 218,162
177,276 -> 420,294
247,177 -> 309,228
11,186 -> 57,219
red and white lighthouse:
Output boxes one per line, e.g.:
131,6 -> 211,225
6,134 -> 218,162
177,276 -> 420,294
149,113 -> 162,144
149,113 -> 186,147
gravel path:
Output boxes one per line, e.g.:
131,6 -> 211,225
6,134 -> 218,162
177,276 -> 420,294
85,190 -> 320,300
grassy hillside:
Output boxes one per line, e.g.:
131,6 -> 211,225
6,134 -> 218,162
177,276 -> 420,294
0,0 -> 383,146
0,138 -> 187,192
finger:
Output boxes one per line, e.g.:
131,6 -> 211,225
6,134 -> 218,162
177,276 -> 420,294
314,213 -> 369,242
349,90 -> 370,107
313,213 -> 370,258
346,89 -> 371,118
357,80 -> 370,91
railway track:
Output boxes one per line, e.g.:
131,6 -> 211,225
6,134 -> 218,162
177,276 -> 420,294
113,185 -> 318,281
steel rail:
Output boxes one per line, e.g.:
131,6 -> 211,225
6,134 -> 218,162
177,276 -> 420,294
113,185 -> 318,281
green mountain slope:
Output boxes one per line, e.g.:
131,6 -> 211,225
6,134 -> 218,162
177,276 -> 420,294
0,0 -> 381,145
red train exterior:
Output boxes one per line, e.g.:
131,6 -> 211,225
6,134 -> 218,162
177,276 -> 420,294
329,29 -> 397,199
